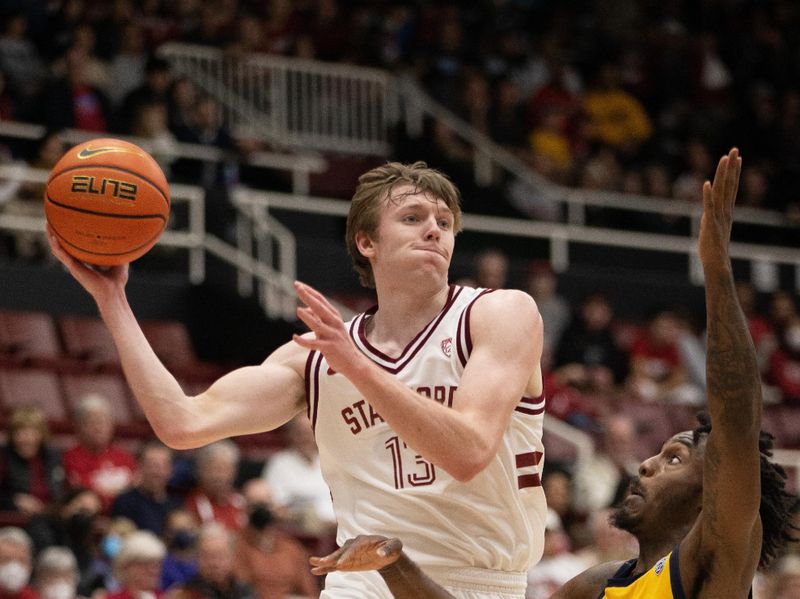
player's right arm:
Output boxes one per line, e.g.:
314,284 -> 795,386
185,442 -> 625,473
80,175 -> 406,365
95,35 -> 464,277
679,148 -> 762,594
48,231 -> 306,449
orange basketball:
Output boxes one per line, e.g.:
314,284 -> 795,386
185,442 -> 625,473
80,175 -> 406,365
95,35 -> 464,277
44,138 -> 171,266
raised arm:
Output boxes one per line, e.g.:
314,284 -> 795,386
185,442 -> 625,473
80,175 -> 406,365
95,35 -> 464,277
48,232 -> 306,449
294,283 -> 542,482
681,148 -> 762,590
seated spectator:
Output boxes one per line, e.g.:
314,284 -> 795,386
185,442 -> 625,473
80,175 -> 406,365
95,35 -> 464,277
627,308 -> 703,405
115,56 -> 171,134
736,281 -> 776,373
41,46 -> 110,132
555,292 -> 628,387
0,527 -> 35,599
184,441 -> 246,531
171,524 -> 255,599
767,315 -> 800,405
572,414 -> 640,513
131,100 -> 178,176
112,441 -> 181,536
107,531 -> 166,599
262,416 -> 335,535
472,248 -> 509,289
63,394 -> 136,511
32,546 -> 80,599
26,487 -> 103,594
0,406 -> 64,516
575,508 -> 638,568
540,467 -> 588,550
234,478 -> 319,599
0,12 -> 47,108
90,517 -> 137,594
160,510 -> 199,591
526,261 -> 570,367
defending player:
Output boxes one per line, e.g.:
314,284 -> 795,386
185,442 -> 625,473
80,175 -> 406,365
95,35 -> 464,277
48,162 -> 546,598
307,149 -> 796,598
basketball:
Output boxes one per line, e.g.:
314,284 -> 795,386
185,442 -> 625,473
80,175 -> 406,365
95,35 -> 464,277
44,138 -> 171,266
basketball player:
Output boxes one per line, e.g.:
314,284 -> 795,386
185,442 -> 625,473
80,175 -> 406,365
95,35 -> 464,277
48,161 -> 547,598
306,149 -> 796,598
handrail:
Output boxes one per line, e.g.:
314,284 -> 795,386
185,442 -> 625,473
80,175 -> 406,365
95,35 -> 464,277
0,165 -> 207,283
0,121 -> 328,195
772,449 -> 800,492
543,414 -> 594,466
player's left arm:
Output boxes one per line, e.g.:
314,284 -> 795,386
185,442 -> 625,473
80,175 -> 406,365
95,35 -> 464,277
294,283 -> 542,482
680,148 -> 762,591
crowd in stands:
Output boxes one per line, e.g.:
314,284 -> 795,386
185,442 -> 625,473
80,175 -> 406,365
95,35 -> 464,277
1,0 -> 799,223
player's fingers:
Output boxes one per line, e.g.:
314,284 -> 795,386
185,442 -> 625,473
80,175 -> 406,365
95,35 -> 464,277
723,148 -> 739,214
292,334 -> 316,349
296,306 -> 324,331
711,154 -> 727,190
295,282 -> 340,323
702,180 -> 712,215
378,537 -> 403,558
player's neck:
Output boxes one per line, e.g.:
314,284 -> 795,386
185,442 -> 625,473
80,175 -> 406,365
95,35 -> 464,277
369,280 -> 451,347
633,530 -> 689,575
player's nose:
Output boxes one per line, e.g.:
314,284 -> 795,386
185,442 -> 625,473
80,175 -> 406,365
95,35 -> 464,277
423,215 -> 441,241
638,456 -> 657,478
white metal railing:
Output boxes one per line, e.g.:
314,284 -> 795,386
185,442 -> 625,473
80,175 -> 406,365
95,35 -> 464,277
772,449 -> 800,492
0,121 -> 328,195
159,43 -> 395,155
230,188 -> 800,290
0,164 -> 207,283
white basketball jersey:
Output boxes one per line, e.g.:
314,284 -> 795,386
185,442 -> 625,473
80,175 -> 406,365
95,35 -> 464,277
306,285 -> 547,574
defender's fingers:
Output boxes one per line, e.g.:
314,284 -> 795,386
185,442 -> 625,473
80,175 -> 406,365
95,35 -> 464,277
296,307 -> 325,333
702,180 -> 713,214
295,282 -> 340,323
378,537 -> 403,557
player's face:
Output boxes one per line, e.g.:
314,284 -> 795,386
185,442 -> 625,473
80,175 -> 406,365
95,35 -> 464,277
363,184 -> 455,285
612,432 -> 704,537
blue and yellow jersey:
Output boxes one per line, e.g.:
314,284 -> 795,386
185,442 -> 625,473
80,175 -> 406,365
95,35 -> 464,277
598,546 -> 686,599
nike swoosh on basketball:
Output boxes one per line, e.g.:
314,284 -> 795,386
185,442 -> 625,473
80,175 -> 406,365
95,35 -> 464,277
77,146 -> 141,159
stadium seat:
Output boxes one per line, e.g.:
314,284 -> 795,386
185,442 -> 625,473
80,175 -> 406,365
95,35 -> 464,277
58,315 -> 120,370
0,368 -> 67,422
0,310 -> 64,368
60,372 -> 133,425
141,319 -> 226,380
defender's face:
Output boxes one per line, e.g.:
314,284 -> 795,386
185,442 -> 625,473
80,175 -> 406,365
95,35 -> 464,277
612,432 -> 705,536
362,184 -> 455,282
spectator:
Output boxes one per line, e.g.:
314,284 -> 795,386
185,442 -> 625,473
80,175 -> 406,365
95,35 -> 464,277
627,309 -> 703,405
473,247 -> 509,289
115,56 -> 171,134
526,261 -> 570,366
0,527 -> 35,599
0,69 -> 16,120
736,281 -> 776,373
555,292 -> 628,387
160,510 -> 199,591
26,487 -> 103,584
130,100 -> 178,175
166,76 -> 197,133
107,23 -> 148,108
233,478 -> 319,599
171,524 -> 255,599
41,46 -> 111,132
50,24 -> 109,93
112,441 -> 181,536
540,468 -> 588,550
572,414 -> 641,513
0,12 -> 47,108
0,406 -> 64,515
575,508 -> 638,568
62,394 -> 136,510
582,62 -> 653,154
766,315 -> 800,405
184,441 -> 246,531
262,416 -> 335,536
32,546 -> 79,599
107,531 -> 166,599
769,555 -> 800,599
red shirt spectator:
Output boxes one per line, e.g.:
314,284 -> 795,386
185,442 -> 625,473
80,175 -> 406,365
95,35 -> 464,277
184,441 -> 246,531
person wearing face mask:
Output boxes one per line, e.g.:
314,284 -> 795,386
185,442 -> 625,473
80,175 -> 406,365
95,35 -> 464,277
0,527 -> 35,599
33,546 -> 80,599
161,510 -> 200,591
107,531 -> 166,599
232,478 -> 319,599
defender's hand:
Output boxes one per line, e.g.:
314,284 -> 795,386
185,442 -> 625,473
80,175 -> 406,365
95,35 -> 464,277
309,535 -> 403,575
699,147 -> 742,268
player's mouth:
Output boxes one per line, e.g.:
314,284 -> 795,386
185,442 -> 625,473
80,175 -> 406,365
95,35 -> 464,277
628,480 -> 646,500
415,245 -> 447,258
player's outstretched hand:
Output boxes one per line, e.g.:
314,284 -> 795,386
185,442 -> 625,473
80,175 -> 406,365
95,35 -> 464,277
47,226 -> 129,303
309,535 -> 403,575
293,281 -> 366,376
699,147 -> 742,269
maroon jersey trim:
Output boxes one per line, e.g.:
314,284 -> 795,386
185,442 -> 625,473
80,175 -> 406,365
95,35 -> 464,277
352,285 -> 464,374
455,288 -> 497,367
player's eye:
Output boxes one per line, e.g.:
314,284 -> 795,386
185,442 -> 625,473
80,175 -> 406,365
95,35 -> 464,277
667,454 -> 681,465
438,219 -> 451,229
403,214 -> 418,222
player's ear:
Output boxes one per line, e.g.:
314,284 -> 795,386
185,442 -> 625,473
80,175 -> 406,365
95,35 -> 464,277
355,230 -> 376,259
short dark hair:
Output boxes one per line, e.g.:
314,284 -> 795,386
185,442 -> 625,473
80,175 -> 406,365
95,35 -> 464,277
692,412 -> 797,569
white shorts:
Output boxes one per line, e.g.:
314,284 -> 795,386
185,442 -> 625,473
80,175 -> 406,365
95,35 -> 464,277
321,567 -> 527,599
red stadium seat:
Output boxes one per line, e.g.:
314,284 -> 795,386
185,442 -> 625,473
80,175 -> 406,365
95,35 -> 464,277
61,372 -> 133,425
0,368 -> 67,422
141,320 -> 225,380
0,310 -> 64,367
58,316 -> 120,370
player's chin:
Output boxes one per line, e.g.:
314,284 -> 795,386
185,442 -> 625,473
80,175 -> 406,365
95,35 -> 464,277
609,501 -> 642,533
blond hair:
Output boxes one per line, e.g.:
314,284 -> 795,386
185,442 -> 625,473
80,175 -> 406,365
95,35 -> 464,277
345,161 -> 463,288
9,406 -> 48,444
